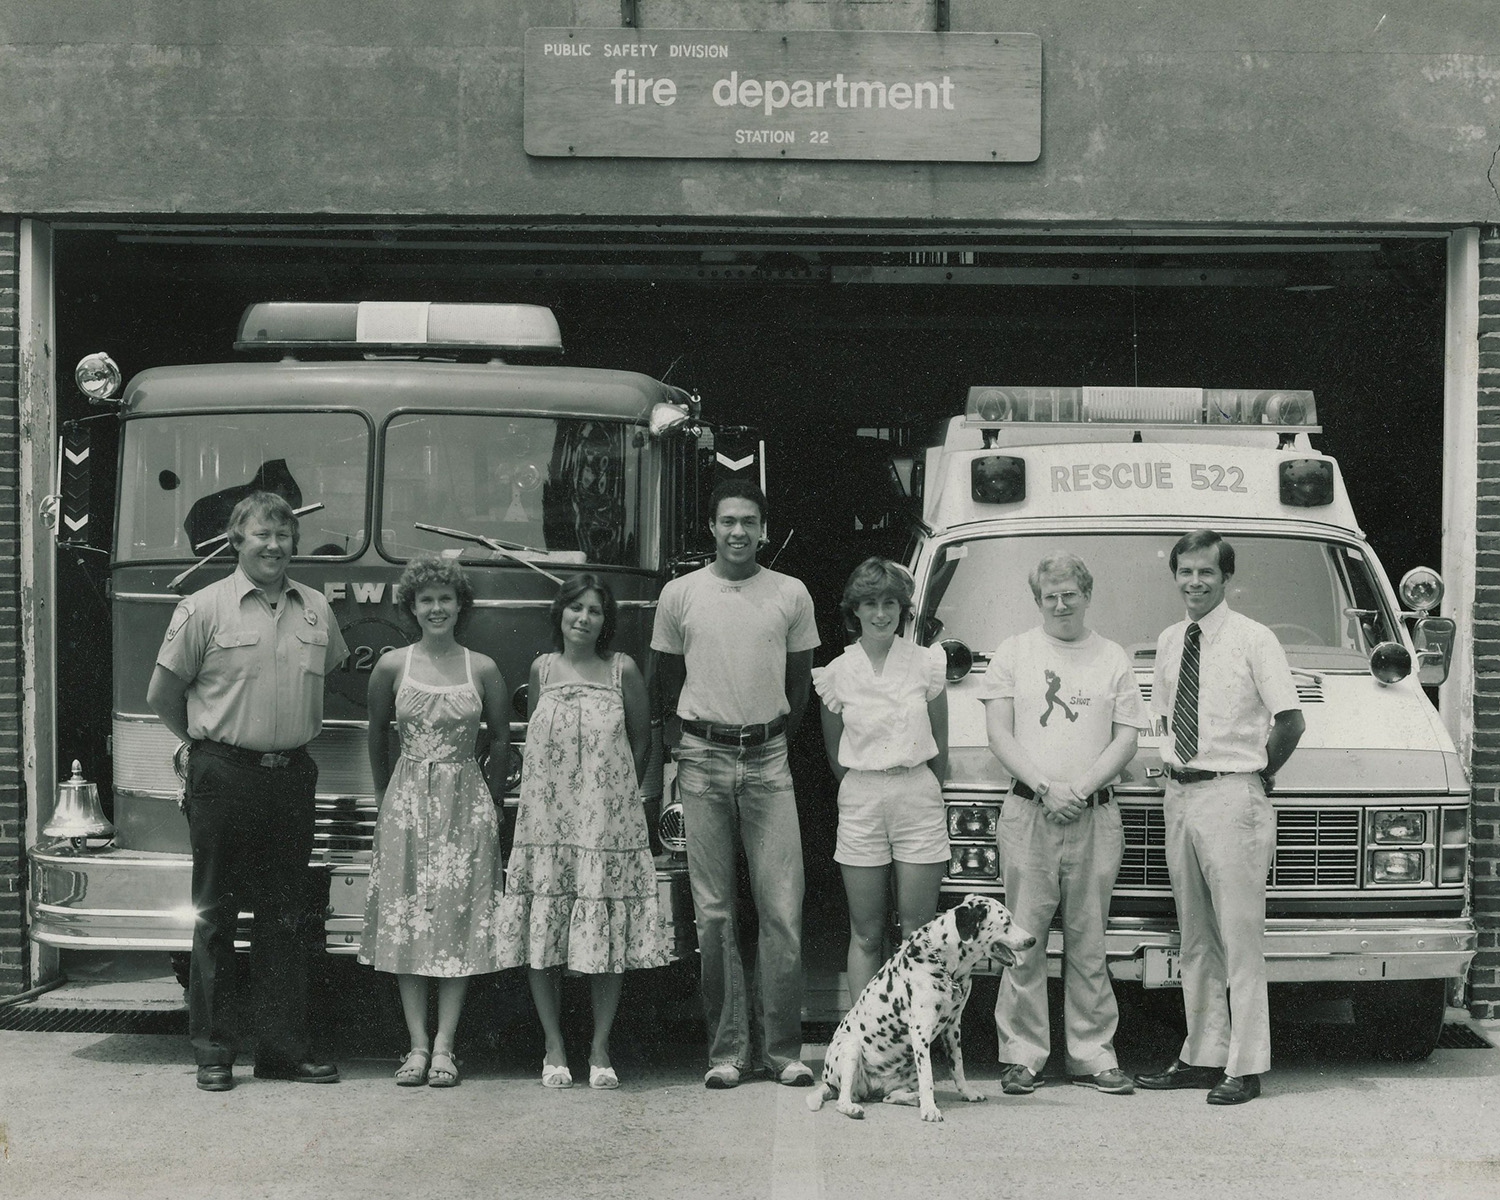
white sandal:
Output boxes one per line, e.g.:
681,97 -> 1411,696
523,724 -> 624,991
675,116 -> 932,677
395,1047 -> 430,1087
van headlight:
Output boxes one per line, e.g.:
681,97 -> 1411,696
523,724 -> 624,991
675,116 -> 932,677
948,845 -> 998,879
1370,810 -> 1426,844
1368,850 -> 1424,883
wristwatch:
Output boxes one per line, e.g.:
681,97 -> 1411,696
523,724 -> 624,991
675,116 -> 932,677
1034,778 -> 1051,797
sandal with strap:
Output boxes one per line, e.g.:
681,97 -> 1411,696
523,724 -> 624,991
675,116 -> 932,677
541,1061 -> 573,1089
427,1051 -> 460,1088
395,1047 -> 430,1087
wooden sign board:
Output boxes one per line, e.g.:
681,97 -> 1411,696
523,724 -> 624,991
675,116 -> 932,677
524,29 -> 1040,163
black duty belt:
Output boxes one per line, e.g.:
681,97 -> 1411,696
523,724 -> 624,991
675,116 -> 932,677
681,715 -> 788,748
194,740 -> 307,770
1163,765 -> 1230,784
1013,780 -> 1111,807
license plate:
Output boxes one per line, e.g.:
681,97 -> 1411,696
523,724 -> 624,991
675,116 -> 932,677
1142,947 -> 1184,989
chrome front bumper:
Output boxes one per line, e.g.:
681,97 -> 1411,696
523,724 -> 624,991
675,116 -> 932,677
971,916 -> 1477,983
30,845 -> 698,961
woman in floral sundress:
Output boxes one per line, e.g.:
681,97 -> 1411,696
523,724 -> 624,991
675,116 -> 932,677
360,555 -> 510,1089
495,572 -> 667,1090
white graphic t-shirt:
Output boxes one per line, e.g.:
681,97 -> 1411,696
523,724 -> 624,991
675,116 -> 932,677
976,627 -> 1149,779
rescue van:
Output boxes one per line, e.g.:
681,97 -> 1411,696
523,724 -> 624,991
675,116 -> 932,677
916,385 -> 1475,1059
29,301 -> 742,975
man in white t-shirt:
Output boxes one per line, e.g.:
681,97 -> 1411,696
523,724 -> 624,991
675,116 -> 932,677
979,551 -> 1148,1097
652,479 -> 821,1090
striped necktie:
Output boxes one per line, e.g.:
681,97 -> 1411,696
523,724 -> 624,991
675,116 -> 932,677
1173,622 -> 1201,764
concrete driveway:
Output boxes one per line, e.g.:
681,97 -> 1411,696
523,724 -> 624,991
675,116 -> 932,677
2,983 -> 1498,1200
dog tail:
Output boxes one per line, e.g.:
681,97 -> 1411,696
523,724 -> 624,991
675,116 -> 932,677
806,1082 -> 833,1112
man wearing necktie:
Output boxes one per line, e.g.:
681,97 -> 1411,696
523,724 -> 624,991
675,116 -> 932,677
1136,530 -> 1304,1105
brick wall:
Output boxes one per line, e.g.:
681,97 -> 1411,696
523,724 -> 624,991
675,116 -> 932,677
1475,226 -> 1500,1017
1472,225 -> 1500,1018
0,220 -> 22,995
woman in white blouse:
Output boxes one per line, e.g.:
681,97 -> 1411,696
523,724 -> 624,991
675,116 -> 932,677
814,558 -> 950,1002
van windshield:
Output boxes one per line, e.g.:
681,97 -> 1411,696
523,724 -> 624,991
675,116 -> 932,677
117,412 -> 370,560
380,413 -> 646,567
922,533 -> 1397,669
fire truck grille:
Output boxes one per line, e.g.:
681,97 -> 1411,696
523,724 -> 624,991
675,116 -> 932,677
312,797 -> 378,865
1118,802 -> 1360,889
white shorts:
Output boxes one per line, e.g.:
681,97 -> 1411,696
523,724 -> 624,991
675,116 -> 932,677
834,764 -> 949,868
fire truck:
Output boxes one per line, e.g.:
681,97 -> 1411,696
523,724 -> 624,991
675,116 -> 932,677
29,301 -> 735,973
917,385 -> 1475,1059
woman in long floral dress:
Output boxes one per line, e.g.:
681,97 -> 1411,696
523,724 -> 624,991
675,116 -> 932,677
360,555 -> 510,1088
495,572 -> 667,1089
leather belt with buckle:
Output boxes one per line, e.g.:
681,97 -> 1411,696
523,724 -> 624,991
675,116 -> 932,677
1012,780 -> 1112,807
195,739 -> 305,770
1163,765 -> 1228,784
681,715 -> 788,748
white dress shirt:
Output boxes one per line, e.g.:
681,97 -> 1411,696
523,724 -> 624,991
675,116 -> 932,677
1152,601 -> 1300,774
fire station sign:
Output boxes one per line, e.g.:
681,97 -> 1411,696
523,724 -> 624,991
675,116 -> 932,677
524,29 -> 1041,162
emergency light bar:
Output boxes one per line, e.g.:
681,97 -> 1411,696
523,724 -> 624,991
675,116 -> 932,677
965,386 -> 1317,428
234,302 -> 564,354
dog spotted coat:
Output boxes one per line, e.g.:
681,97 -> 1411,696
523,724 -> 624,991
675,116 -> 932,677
808,894 -> 1036,1122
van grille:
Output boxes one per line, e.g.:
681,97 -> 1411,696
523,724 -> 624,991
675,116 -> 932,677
1117,801 -> 1359,890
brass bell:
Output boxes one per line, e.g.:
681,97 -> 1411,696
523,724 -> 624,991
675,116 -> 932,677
43,760 -> 115,844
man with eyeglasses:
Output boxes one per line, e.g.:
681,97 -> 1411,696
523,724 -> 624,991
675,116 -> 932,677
979,551 -> 1148,1098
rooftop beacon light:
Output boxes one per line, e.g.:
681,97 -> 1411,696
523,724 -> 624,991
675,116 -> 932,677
233,302 -> 565,355
964,386 -> 1317,428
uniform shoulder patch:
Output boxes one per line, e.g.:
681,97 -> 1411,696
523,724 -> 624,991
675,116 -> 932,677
165,598 -> 195,640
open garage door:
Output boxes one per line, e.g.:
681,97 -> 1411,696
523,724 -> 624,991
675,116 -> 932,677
51,224 -> 1449,773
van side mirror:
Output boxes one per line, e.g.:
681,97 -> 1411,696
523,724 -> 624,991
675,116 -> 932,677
1414,616 -> 1456,686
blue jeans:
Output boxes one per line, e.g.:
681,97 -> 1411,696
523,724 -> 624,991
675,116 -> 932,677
674,732 -> 805,1072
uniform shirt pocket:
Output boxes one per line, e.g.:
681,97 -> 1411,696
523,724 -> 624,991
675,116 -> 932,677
296,627 -> 330,675
207,630 -> 261,679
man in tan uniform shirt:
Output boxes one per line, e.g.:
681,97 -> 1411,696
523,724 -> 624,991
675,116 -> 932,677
149,491 -> 348,1092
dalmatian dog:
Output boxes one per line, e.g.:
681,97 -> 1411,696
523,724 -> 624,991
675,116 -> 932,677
808,894 -> 1035,1123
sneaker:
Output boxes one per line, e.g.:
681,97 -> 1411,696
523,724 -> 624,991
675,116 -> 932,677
777,1061 -> 815,1088
1071,1068 -> 1134,1095
1000,1064 -> 1040,1095
704,1063 -> 742,1090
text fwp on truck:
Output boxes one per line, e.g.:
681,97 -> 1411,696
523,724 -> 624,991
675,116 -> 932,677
917,385 -> 1474,1059
30,301 -> 759,977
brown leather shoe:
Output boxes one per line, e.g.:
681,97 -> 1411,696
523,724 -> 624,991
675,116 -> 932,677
1207,1073 -> 1261,1105
1134,1059 -> 1225,1090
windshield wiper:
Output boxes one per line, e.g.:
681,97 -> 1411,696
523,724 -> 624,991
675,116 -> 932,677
413,521 -> 565,586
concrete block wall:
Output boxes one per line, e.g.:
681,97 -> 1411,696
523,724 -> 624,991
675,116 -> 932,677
0,220 -> 21,994
1475,225 -> 1500,1019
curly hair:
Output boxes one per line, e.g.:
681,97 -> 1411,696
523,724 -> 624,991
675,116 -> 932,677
839,557 -> 916,636
550,572 -> 618,655
394,553 -> 475,616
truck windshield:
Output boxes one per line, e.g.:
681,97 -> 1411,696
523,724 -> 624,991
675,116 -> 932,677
117,412 -> 370,560
380,413 -> 645,567
923,533 -> 1397,669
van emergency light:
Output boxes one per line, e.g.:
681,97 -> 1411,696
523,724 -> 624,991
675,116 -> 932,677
965,386 -> 1317,428
234,301 -> 564,354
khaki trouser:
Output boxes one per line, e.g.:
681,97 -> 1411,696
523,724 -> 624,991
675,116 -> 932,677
1163,772 -> 1276,1078
993,793 -> 1124,1077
